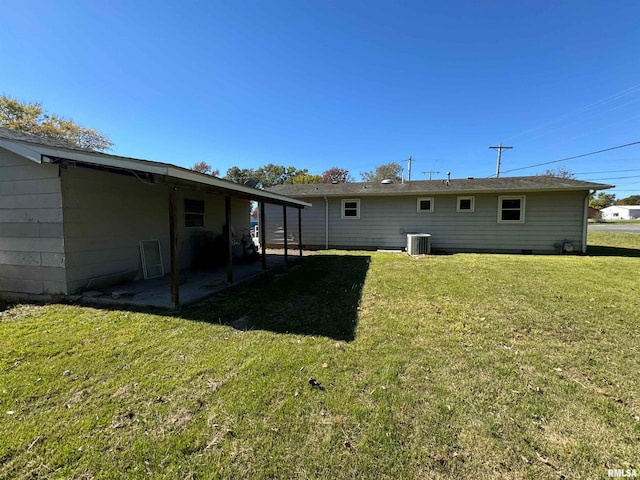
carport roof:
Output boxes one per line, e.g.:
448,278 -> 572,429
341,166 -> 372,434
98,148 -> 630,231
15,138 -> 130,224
0,127 -> 310,208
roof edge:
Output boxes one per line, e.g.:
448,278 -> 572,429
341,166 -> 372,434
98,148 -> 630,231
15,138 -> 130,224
0,136 -> 310,208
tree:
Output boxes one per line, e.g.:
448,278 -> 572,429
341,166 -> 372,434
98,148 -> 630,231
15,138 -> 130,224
191,161 -> 220,176
255,164 -> 309,188
541,166 -> 576,179
617,195 -> 640,205
360,162 -> 403,183
0,95 -> 113,151
589,192 -> 616,209
291,173 -> 322,184
321,167 -> 353,183
225,164 -> 311,188
224,166 -> 258,186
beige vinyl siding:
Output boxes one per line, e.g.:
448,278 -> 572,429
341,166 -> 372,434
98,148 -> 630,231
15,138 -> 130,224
267,191 -> 586,253
61,166 -> 252,293
0,148 -> 66,294
263,205 -> 317,247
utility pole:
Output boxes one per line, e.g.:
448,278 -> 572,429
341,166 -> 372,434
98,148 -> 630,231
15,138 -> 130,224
407,156 -> 413,182
422,170 -> 440,180
490,143 -> 513,178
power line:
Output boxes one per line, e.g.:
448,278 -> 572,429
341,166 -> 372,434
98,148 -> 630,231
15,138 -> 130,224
500,140 -> 640,175
421,170 -> 441,180
503,82 -> 640,143
574,168 -> 640,175
589,175 -> 640,181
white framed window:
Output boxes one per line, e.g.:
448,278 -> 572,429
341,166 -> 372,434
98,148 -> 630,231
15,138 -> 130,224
498,196 -> 525,223
184,199 -> 205,227
457,196 -> 475,212
341,199 -> 360,219
417,197 -> 434,213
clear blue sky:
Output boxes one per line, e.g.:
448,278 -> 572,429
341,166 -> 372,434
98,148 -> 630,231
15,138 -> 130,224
2,0 -> 639,197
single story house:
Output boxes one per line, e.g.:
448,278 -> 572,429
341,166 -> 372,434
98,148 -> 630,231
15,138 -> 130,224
599,205 -> 640,221
0,127 -> 309,306
265,176 -> 613,254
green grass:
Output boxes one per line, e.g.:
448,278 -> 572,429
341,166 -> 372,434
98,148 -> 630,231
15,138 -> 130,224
1,231 -> 639,479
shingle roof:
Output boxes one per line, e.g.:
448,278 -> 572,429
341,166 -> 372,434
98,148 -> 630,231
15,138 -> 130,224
0,126 -> 94,151
268,176 -> 614,197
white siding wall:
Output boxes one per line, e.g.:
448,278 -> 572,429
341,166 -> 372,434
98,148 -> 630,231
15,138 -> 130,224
61,165 -> 252,293
265,191 -> 587,253
0,148 -> 66,294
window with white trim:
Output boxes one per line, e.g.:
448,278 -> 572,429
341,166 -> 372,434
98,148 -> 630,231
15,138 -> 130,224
498,196 -> 525,223
457,196 -> 475,212
184,199 -> 205,227
342,199 -> 360,219
417,197 -> 434,213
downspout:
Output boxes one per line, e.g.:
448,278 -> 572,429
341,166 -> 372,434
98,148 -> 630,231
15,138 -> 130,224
582,190 -> 594,254
324,196 -> 329,249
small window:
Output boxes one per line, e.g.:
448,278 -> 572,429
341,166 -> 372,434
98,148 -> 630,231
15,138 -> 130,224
457,196 -> 475,212
498,196 -> 525,223
342,199 -> 360,219
417,197 -> 434,213
184,199 -> 205,227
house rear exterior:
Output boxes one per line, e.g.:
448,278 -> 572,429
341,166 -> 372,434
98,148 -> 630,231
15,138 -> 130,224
0,128 -> 307,299
265,177 -> 613,254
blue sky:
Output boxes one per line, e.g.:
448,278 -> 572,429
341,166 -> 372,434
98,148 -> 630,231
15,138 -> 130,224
1,0 -> 639,197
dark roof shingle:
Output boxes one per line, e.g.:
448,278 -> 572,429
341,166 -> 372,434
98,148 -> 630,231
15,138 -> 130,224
268,176 -> 613,196
0,126 -> 95,151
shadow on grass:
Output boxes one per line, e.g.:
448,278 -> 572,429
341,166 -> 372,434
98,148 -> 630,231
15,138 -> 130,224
586,245 -> 640,258
177,255 -> 371,342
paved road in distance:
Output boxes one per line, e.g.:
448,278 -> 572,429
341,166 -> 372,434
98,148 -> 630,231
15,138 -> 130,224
588,223 -> 640,234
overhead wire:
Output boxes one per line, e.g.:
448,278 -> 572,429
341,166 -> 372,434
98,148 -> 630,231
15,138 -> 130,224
499,140 -> 640,175
502,82 -> 640,143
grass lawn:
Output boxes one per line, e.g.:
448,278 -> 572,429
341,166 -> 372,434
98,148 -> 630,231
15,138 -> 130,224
1,231 -> 639,479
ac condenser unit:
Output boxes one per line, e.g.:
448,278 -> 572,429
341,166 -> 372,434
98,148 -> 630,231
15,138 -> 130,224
407,234 -> 431,255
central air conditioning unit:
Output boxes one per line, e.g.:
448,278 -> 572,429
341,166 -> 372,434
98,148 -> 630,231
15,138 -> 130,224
407,234 -> 431,255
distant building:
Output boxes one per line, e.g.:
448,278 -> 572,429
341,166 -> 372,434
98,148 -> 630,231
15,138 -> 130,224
600,205 -> 640,220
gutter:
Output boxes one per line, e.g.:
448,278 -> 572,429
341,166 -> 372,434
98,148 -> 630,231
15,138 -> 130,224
582,190 -> 595,254
324,195 -> 329,249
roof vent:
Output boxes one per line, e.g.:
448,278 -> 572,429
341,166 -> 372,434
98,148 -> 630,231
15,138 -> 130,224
381,179 -> 394,184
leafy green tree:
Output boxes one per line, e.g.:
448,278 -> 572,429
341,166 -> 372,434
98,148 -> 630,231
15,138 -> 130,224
617,195 -> 640,205
255,164 -> 309,188
224,166 -> 258,185
589,192 -> 616,209
322,167 -> 353,183
0,95 -> 113,151
291,173 -> 322,184
225,164 -> 311,188
360,162 -> 403,183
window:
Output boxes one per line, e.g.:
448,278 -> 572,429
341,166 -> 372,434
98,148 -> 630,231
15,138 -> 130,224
457,196 -> 475,212
184,199 -> 205,227
342,199 -> 360,219
417,197 -> 434,213
498,196 -> 525,223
